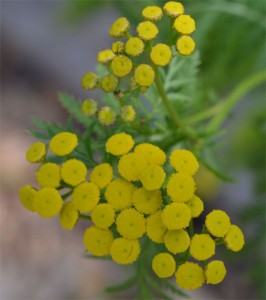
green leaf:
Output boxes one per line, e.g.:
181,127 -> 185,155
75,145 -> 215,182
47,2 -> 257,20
82,253 -> 112,260
146,276 -> 174,300
105,276 -> 137,293
161,279 -> 189,298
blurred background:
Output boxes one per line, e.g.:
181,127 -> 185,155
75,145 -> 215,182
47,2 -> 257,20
1,0 -> 265,299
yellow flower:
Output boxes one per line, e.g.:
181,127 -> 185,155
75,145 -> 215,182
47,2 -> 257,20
111,55 -> 133,77
134,143 -> 166,166
121,105 -> 136,122
134,64 -> 155,87
91,203 -> 115,229
176,35 -> 195,56
118,153 -> 147,182
132,187 -> 162,214
116,208 -> 146,239
100,75 -> 118,92
33,187 -> 63,218
224,225 -> 245,252
109,17 -> 130,38
146,211 -> 167,243
106,132 -> 134,156
152,253 -> 176,278
190,234 -> 215,261
142,5 -> 163,22
84,226 -> 113,256
110,238 -> 140,264
26,141 -> 46,163
173,15 -> 196,35
175,262 -> 205,290
170,149 -> 199,175
61,159 -> 87,186
139,165 -> 166,191
81,99 -> 98,116
162,202 -> 191,230
112,41 -> 124,54
81,72 -> 98,90
97,49 -> 115,64
19,185 -> 37,212
72,182 -> 99,213
90,163 -> 113,189
125,37 -> 145,56
105,179 -> 134,210
98,106 -> 116,126
59,201 -> 79,230
186,195 -> 204,218
205,260 -> 227,284
36,163 -> 61,188
167,173 -> 195,202
164,229 -> 190,254
163,1 -> 184,18
150,44 -> 172,67
137,21 -> 159,41
49,132 -> 78,157
205,210 -> 231,237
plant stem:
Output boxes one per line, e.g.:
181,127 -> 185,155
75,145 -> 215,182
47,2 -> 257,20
79,214 -> 91,220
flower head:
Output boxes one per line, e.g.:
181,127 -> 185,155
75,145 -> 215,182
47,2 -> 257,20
186,195 -> 204,218
106,132 -> 134,156
97,49 -> 115,64
150,44 -> 172,67
49,132 -> 78,157
146,211 -> 167,243
109,17 -> 130,38
81,72 -> 97,90
205,260 -> 227,284
142,6 -> 163,22
152,253 -> 176,278
174,15 -> 196,35
111,55 -> 133,77
110,238 -> 140,264
61,159 -> 87,186
170,149 -> 199,175
36,163 -> 61,188
59,201 -> 79,230
81,99 -> 98,116
125,37 -> 145,57
162,202 -> 191,230
139,165 -> 166,191
19,185 -> 37,212
100,75 -> 118,92
176,35 -> 195,56
132,187 -> 162,214
137,21 -> 159,41
91,203 -> 115,229
167,173 -> 195,202
224,225 -> 245,252
134,64 -> 155,87
26,141 -> 46,163
121,105 -> 136,122
163,1 -> 184,18
205,210 -> 231,237
164,229 -> 190,254
190,234 -> 215,261
90,163 -> 113,189
98,106 -> 116,126
134,143 -> 166,166
112,41 -> 124,54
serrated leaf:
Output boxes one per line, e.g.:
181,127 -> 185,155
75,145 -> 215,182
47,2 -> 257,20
105,276 -> 137,293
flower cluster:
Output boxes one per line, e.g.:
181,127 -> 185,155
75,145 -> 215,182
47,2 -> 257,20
19,131 -> 245,291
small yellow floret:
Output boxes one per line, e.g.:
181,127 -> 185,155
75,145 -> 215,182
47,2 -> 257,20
162,202 -> 191,230
84,226 -> 113,256
170,149 -> 199,175
112,41 -> 124,54
125,37 -> 145,57
61,159 -> 87,186
163,1 -> 184,17
111,55 -> 133,77
134,143 -> 166,166
224,225 -> 245,252
173,14 -> 196,35
91,203 -> 115,229
137,21 -> 159,41
109,17 -> 130,38
98,106 -> 116,126
19,185 -> 37,212
101,75 -> 118,92
139,165 -> 166,191
146,211 -> 167,243
49,132 -> 78,157
59,201 -> 79,230
81,99 -> 98,116
186,195 -> 204,218
26,141 -> 46,163
205,260 -> 227,284
152,253 -> 176,278
190,234 -> 215,261
205,210 -> 231,237
176,262 -> 205,290
164,229 -> 190,254
36,163 -> 61,188
167,173 -> 195,202
90,163 -> 113,189
106,132 -> 134,156
81,72 -> 97,90
110,238 -> 140,264
150,44 -> 172,67
142,6 -> 163,22
132,187 -> 162,214
97,49 -> 115,64
121,105 -> 136,122
176,35 -> 195,56
134,64 -> 155,87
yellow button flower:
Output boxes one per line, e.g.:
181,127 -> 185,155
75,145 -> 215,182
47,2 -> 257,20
134,143 -> 166,166
164,229 -> 190,254
150,43 -> 172,67
152,253 -> 176,278
116,208 -> 146,239
186,195 -> 204,218
170,149 -> 199,175
81,72 -> 98,90
33,187 -> 63,218
146,211 -> 167,243
176,262 -> 205,290
90,163 -> 113,189
19,185 -> 37,212
132,187 -> 162,214
91,203 -> 115,229
36,163 -> 61,188
81,99 -> 98,116
110,238 -> 140,264
205,210 -> 231,237
162,202 -> 191,230
142,5 -> 163,22
121,105 -> 136,122
205,260 -> 227,284
61,159 -> 87,186
26,141 -> 46,163
174,14 -> 196,35
109,17 -> 130,38
59,201 -> 79,230
224,225 -> 245,252
97,49 -> 115,64
106,132 -> 134,156
72,182 -> 99,213
176,35 -> 196,56
190,234 -> 215,261
139,165 -> 166,191
98,106 -> 116,126
49,132 -> 78,157
134,64 -> 155,87
125,37 -> 145,57
105,179 -> 134,210
111,55 -> 132,77
84,226 -> 113,256
112,41 -> 124,54
163,1 -> 184,18
100,75 -> 118,92
167,173 -> 195,202
137,21 -> 159,41
118,153 -> 147,182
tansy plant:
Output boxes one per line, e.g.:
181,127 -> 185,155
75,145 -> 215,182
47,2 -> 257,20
19,2 -> 248,299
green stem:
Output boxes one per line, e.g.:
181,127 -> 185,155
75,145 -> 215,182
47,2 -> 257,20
189,219 -> 195,237
79,214 -> 91,220
62,190 -> 72,200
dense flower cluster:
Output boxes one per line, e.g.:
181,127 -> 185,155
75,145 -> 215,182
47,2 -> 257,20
19,131 -> 245,291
